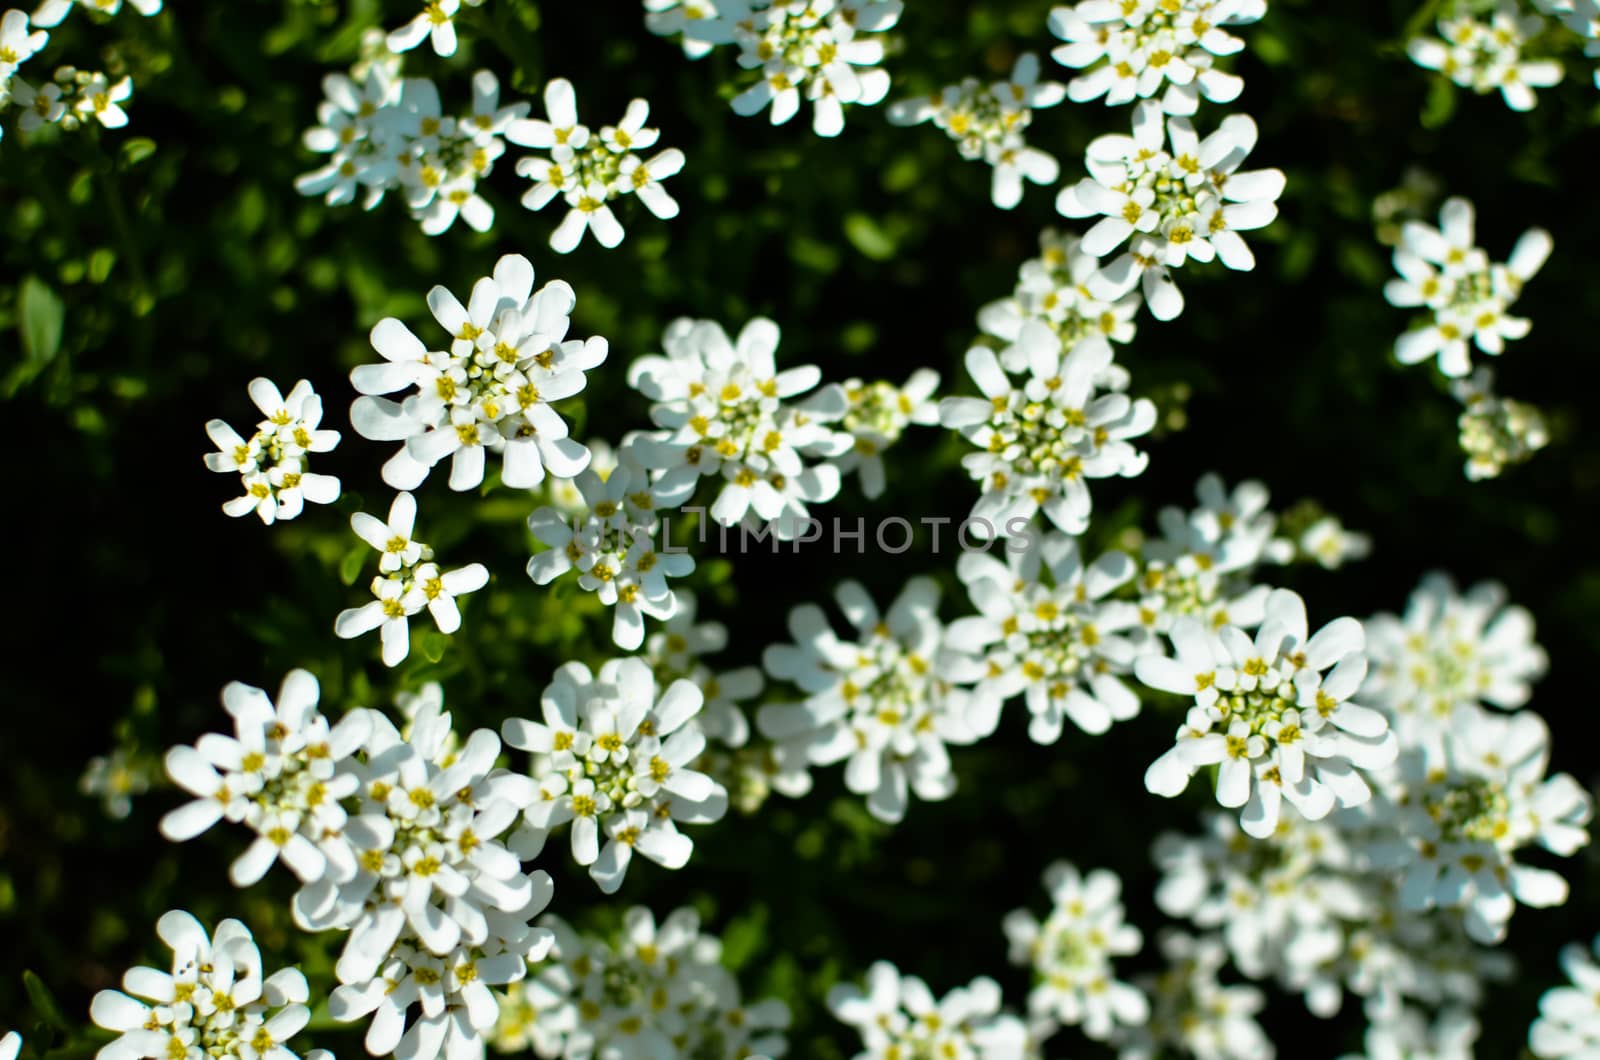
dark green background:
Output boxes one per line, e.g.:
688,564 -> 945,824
2,0 -> 1597,1055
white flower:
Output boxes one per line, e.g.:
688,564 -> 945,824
1059,101 -> 1284,320
526,458 -> 694,650
1343,1005 -> 1479,1060
1136,588 -> 1398,838
1451,366 -> 1550,479
627,315 -> 852,539
335,492 -> 489,666
939,321 -> 1155,537
32,0 -> 161,27
887,53 -> 1065,209
1370,705 -> 1590,944
1530,934 -> 1600,1058
1386,196 -> 1551,377
387,0 -> 487,57
0,10 -> 47,80
1408,2 -> 1563,111
978,228 -> 1143,352
1132,473 -> 1279,644
502,657 -> 727,893
297,62 -> 523,234
757,577 -> 981,823
1114,932 -> 1271,1060
829,369 -> 940,498
159,669 -> 370,886
1048,0 -> 1265,115
830,962 -> 1031,1060
730,0 -> 902,136
79,747 -> 151,819
349,253 -> 603,491
947,531 -> 1145,743
508,78 -> 685,252
0,1033 -> 16,1060
204,378 -> 341,524
498,906 -> 792,1058
72,72 -> 132,128
642,0 -> 740,58
90,911 -> 328,1060
1295,515 -> 1371,570
10,77 -> 66,130
1364,572 -> 1547,745
1004,861 -> 1148,1040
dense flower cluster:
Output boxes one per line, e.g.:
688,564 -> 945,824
1384,196 -> 1552,378
977,228 -> 1142,353
334,492 -> 490,667
1114,932 -> 1272,1060
1451,366 -> 1551,480
204,378 -> 341,525
1059,101 -> 1285,320
757,577 -> 980,822
830,369 -> 941,498
627,315 -> 852,539
503,657 -> 727,893
492,905 -> 791,1057
887,53 -> 1066,209
940,321 -> 1155,537
296,63 -> 525,235
350,254 -> 604,492
509,78 -> 686,252
1004,861 -> 1148,1041
1531,933 -> 1600,1057
829,961 -> 1030,1059
90,912 -> 326,1060
1047,0 -> 1266,114
1408,1 -> 1564,111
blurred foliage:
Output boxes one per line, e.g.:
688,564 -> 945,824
3,0 -> 1600,1056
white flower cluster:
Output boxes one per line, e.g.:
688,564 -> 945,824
1003,861 -> 1148,1042
350,253 -> 604,493
492,905 -> 792,1058
387,0 -> 487,57
831,369 -> 940,499
756,577 -> 981,823
887,54 -> 1067,210
829,961 -> 1031,1060
1385,195 -> 1552,378
204,378 -> 341,525
1364,572 -> 1548,745
334,492 -> 490,667
1408,1 -> 1564,111
527,461 -> 695,651
296,64 -> 526,235
1531,933 -> 1600,1058
89,911 -> 327,1060
1047,0 -> 1266,115
1059,100 -> 1285,320
508,78 -> 686,253
502,656 -> 728,894
1451,367 -> 1551,480
0,0 -> 157,139
165,680 -> 554,1060
7,63 -> 132,131
1136,588 -> 1399,839
977,228 -> 1142,355
940,321 -> 1156,538
627,316 -> 853,539
1113,932 -> 1272,1060
949,531 -> 1144,743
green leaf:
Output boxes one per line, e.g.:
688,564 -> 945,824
1420,77 -> 1456,129
843,213 -> 897,261
339,547 -> 368,587
419,632 -> 449,663
18,276 -> 64,368
23,970 -> 69,1031
120,138 -> 158,166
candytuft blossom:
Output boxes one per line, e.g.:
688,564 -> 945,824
204,378 -> 341,525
